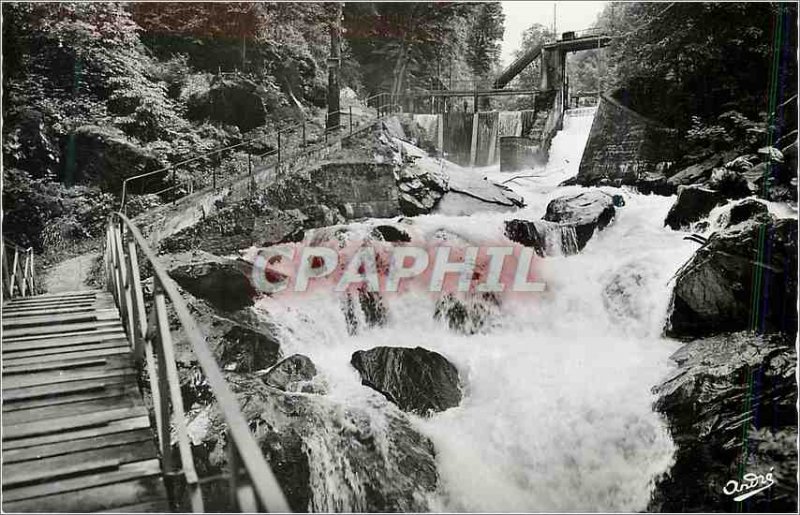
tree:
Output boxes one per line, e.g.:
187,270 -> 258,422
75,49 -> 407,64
599,2 -> 797,128
344,2 -> 478,98
465,2 -> 504,80
510,23 -> 554,90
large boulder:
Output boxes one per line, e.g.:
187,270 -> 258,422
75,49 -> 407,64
708,167 -> 751,199
262,354 -> 321,393
542,190 -> 616,250
71,125 -> 161,192
649,332 -> 797,512
665,154 -> 718,189
159,201 -> 306,255
396,162 -> 449,215
186,76 -> 267,131
664,185 -> 725,230
504,219 -> 578,256
164,251 -> 257,312
716,198 -> 774,229
350,346 -> 462,416
217,324 -> 281,373
666,218 -> 798,337
186,377 -> 438,512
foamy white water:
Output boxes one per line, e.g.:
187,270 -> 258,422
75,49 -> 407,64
250,108 -> 703,511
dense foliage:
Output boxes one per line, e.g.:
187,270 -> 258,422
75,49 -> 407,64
344,2 -> 504,97
600,1 -> 797,129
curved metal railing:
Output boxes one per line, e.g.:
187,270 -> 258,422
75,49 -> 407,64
2,239 -> 37,300
104,212 -> 291,512
121,92 -> 397,212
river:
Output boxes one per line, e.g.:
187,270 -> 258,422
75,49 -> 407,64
250,107 -> 701,511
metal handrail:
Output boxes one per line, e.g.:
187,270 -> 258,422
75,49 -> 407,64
104,212 -> 291,513
2,239 -> 37,301
121,92 -> 394,211
123,99 -> 403,216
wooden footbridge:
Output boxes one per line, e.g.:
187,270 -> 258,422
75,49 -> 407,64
1,218 -> 292,513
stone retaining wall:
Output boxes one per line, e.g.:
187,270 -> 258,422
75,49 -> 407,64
576,95 -> 680,185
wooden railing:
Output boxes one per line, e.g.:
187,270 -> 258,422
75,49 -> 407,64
120,92 -> 399,213
104,212 -> 291,513
2,239 -> 37,301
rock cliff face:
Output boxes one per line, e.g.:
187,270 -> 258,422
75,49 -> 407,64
184,373 -> 439,513
650,332 -> 797,512
164,251 -> 257,312
186,76 -> 268,131
666,218 -> 798,338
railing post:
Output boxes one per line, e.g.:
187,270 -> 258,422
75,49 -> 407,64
302,121 -> 306,148
10,250 -> 19,298
277,131 -> 281,175
115,225 -> 136,345
2,242 -> 11,300
27,250 -> 35,295
153,280 -> 177,505
227,428 -> 258,512
153,277 -> 204,513
172,168 -> 177,205
213,152 -> 218,191
349,106 -> 353,136
125,236 -> 147,360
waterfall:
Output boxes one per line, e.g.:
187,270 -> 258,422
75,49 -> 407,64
497,111 -> 523,138
244,108 -> 700,511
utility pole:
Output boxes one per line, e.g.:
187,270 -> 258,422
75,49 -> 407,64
326,2 -> 342,134
553,2 -> 557,38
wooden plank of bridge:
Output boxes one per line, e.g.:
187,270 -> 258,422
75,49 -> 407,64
1,290 -> 169,513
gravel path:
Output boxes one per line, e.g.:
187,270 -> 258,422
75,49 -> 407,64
43,252 -> 99,293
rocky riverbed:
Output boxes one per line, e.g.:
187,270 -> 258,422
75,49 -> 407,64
147,110 -> 796,512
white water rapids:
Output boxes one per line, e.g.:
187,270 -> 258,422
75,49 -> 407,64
247,108 -> 703,511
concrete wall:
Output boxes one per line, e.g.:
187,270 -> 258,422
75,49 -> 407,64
577,95 -> 680,185
402,89 -> 561,170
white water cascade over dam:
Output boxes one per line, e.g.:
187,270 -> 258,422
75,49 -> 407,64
246,107 -> 700,511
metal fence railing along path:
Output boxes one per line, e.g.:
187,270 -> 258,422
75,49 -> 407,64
121,92 -> 399,214
105,212 -> 291,512
2,239 -> 37,300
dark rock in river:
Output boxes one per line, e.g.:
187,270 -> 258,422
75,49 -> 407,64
708,167 -> 751,199
504,219 -> 579,256
262,354 -> 321,393
396,162 -> 449,216
186,377 -> 438,512
649,332 -> 797,512
664,185 -> 724,230
666,218 -> 798,338
372,224 -> 411,243
665,153 -> 719,189
434,292 -> 501,334
635,172 -> 676,196
165,251 -> 256,311
217,324 -> 281,373
351,346 -> 462,416
505,219 -> 550,257
342,286 -> 388,335
543,190 -> 616,250
717,198 -> 774,229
